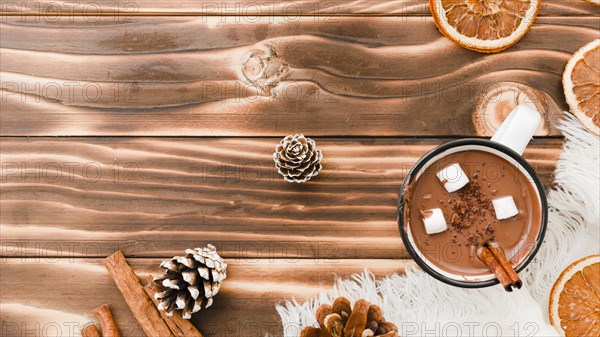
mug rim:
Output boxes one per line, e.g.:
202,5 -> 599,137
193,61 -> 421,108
397,138 -> 548,288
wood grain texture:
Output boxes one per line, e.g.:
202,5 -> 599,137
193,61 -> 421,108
1,0 -> 598,16
0,258 -> 414,337
0,0 -> 586,334
0,137 -> 561,259
2,16 -> 598,136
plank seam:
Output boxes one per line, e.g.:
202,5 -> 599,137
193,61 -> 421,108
1,13 -> 598,17
0,136 -> 567,139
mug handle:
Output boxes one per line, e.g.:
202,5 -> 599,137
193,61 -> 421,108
490,105 -> 542,156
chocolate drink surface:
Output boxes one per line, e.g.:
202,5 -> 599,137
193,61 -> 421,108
405,150 -> 542,276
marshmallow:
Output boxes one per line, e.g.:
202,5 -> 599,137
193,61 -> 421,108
436,163 -> 469,193
492,196 -> 519,220
421,208 -> 448,235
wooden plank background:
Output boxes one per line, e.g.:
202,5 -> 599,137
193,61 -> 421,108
1,16 -> 599,136
1,0 -> 598,16
0,138 -> 561,260
2,0 -> 598,336
0,258 -> 414,337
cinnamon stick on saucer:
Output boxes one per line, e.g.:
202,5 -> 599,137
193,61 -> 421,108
477,242 -> 522,292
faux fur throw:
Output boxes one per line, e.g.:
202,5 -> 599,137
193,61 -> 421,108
275,113 -> 600,337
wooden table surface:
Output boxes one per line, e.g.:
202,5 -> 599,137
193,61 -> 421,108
1,1 -> 598,336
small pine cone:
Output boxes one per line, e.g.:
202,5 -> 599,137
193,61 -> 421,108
301,297 -> 400,337
274,134 -> 323,183
153,244 -> 227,319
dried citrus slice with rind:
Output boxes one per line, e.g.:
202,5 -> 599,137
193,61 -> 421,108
429,0 -> 540,53
549,255 -> 600,337
563,39 -> 600,135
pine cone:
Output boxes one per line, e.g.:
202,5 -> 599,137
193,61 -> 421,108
301,297 -> 400,337
153,244 -> 227,319
274,134 -> 323,183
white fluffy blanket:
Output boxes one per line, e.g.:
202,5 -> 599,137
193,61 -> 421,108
275,114 -> 600,337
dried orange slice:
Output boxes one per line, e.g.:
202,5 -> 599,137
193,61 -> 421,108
549,255 -> 600,337
563,39 -> 600,135
429,0 -> 540,53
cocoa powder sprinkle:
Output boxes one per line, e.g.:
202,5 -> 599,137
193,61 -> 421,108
446,179 -> 495,247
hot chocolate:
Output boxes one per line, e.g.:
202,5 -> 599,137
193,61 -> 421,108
404,149 -> 542,277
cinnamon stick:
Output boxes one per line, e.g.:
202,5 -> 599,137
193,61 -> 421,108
93,304 -> 121,337
143,275 -> 204,337
477,242 -> 522,291
487,242 -> 522,289
81,324 -> 101,337
103,251 -> 175,337
478,245 -> 513,291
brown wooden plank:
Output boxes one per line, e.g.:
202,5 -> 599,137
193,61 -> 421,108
0,137 -> 561,259
1,0 -> 598,16
1,16 -> 597,137
0,258 -> 414,337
